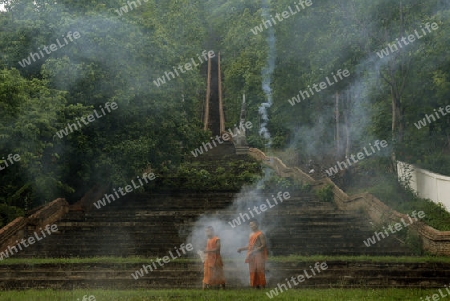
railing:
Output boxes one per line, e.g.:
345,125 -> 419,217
248,148 -> 450,255
0,198 -> 69,253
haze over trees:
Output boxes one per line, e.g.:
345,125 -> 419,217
0,0 -> 449,225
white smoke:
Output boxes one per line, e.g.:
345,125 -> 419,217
258,0 -> 277,147
184,171 -> 281,286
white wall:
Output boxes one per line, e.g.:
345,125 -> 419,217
398,161 -> 450,212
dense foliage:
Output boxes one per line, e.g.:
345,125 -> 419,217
0,0 -> 449,224
0,0 -> 212,214
155,157 -> 262,191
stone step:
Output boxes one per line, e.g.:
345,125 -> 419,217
55,219 -> 369,227
0,261 -> 447,289
14,244 -> 411,257
14,188 -> 412,258
95,200 -> 324,211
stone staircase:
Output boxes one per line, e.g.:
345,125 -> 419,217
0,178 -> 440,290
13,189 -> 411,258
1,260 -> 449,289
0,145 -> 428,290
265,196 -> 410,256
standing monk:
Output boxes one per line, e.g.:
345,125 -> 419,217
237,219 -> 267,288
203,226 -> 226,290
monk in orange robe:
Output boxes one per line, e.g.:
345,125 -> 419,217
202,226 -> 225,290
238,219 -> 268,288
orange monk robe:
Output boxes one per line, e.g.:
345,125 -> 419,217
203,236 -> 225,285
245,230 -> 268,287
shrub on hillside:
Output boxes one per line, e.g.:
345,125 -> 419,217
316,185 -> 334,202
0,204 -> 24,228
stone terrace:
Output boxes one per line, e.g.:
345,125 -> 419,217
1,260 -> 449,289
0,145 -> 437,290
13,190 -> 411,258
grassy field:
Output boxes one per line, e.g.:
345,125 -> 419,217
0,288 -> 442,301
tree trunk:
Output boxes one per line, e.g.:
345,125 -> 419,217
335,92 -> 340,158
344,90 -> 351,158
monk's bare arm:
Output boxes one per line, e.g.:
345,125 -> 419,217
237,245 -> 248,253
238,233 -> 252,253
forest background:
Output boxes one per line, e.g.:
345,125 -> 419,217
0,0 -> 449,228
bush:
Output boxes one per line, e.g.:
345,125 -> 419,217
155,157 -> 262,191
413,153 -> 450,177
0,204 -> 24,228
316,185 -> 334,202
301,183 -> 312,192
405,229 -> 423,255
348,165 -> 450,231
257,173 -> 304,192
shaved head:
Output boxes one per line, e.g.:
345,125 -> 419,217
206,226 -> 214,238
248,218 -> 258,226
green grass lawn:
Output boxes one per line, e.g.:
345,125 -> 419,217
0,288 -> 442,301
